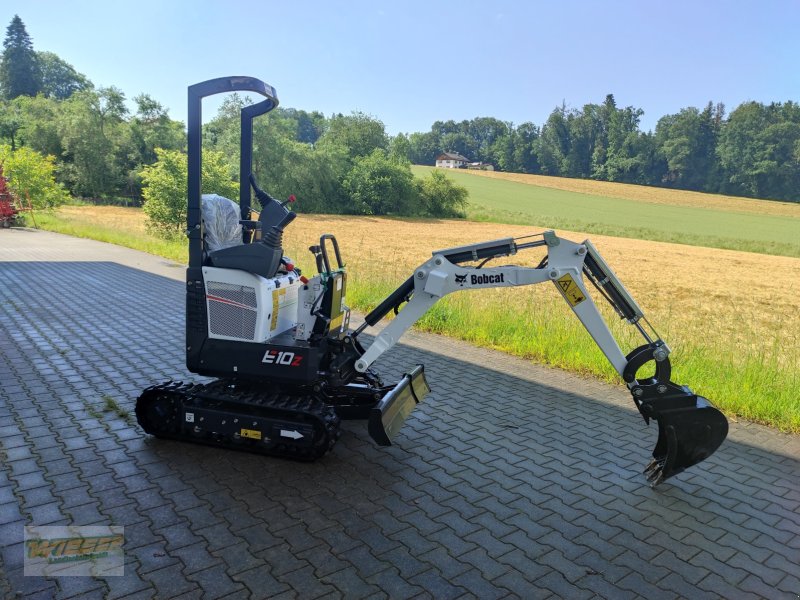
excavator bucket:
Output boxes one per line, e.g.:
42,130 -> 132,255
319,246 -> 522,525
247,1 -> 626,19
624,343 -> 728,486
368,365 -> 430,446
639,392 -> 728,486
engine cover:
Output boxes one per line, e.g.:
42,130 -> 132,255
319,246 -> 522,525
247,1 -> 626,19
201,266 -> 301,343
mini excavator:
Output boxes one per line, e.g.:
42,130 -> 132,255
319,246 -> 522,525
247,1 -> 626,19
136,77 -> 728,486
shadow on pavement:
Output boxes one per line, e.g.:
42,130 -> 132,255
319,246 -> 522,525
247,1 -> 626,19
1,261 -> 798,599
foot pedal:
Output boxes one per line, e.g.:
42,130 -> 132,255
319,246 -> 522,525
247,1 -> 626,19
368,365 -> 430,446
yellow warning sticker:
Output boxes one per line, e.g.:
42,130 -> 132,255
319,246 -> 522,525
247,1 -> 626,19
240,428 -> 262,440
270,288 -> 286,331
556,273 -> 586,307
329,313 -> 344,332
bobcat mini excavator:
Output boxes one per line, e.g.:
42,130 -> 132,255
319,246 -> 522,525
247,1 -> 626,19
136,77 -> 728,487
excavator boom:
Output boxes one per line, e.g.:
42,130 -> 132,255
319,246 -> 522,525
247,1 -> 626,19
353,231 -> 728,486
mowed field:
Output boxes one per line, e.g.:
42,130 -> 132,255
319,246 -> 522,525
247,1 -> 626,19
412,166 -> 800,258
41,206 -> 800,431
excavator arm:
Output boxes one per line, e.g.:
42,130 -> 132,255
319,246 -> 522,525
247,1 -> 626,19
352,231 -> 728,486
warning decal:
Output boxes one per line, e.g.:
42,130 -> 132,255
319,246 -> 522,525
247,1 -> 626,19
240,428 -> 262,440
556,274 -> 586,307
270,288 -> 286,331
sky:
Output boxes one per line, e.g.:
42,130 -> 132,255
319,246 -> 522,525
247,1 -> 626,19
5,1 -> 800,135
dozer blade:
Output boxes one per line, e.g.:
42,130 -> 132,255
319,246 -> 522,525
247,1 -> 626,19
368,365 -> 430,446
643,395 -> 728,487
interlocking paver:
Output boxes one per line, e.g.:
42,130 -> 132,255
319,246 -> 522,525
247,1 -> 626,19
1,229 -> 799,599
185,562 -> 246,599
141,563 -> 199,597
171,544 -> 222,575
231,566 -> 291,599
52,577 -> 107,600
365,567 -> 423,599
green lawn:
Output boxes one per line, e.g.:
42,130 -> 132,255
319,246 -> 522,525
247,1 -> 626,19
413,166 -> 800,257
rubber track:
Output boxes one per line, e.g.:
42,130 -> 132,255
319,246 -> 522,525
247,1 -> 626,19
135,379 -> 341,460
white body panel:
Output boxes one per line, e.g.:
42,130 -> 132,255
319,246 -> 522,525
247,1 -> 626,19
294,275 -> 323,341
202,267 -> 300,343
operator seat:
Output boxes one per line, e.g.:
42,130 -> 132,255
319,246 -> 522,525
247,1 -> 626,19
201,194 -> 284,280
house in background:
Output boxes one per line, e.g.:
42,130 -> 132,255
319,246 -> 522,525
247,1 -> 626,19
435,152 -> 470,168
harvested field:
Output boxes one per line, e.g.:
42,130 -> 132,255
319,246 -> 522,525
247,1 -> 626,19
59,205 -> 150,233
453,168 -> 800,217
284,214 -> 800,346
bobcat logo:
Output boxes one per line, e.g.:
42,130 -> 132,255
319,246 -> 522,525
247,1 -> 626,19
455,273 -> 468,286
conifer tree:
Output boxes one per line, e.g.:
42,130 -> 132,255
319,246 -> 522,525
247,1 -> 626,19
0,15 -> 42,99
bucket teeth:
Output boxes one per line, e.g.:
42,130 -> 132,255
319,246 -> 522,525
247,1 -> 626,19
644,458 -> 667,487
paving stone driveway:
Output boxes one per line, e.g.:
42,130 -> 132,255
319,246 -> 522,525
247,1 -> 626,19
1,228 -> 798,600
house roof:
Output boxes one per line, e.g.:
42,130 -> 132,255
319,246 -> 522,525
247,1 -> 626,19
436,152 -> 470,162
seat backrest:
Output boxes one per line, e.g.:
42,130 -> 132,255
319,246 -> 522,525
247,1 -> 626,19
202,194 -> 243,252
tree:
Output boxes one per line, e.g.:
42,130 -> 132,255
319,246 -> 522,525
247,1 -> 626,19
277,107 -> 325,144
342,149 -> 418,215
489,132 -> 516,171
0,144 -> 69,208
0,15 -> 41,99
319,112 -> 388,159
465,117 -> 510,162
407,131 -> 440,165
440,131 -> 476,162
389,133 -> 411,161
141,148 -> 238,236
589,95 -> 647,183
655,103 -> 721,190
536,105 -> 570,175
0,99 -> 22,150
13,95 -> 63,158
58,88 -> 130,197
129,93 -> 184,164
564,104 -> 601,178
512,122 -> 540,173
414,169 -> 468,217
37,51 -> 92,99
718,101 -> 800,200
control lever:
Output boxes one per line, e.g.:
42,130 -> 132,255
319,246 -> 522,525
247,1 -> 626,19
249,174 -> 296,208
249,173 -> 275,203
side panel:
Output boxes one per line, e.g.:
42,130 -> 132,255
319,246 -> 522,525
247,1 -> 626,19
201,267 -> 299,343
193,336 -> 323,384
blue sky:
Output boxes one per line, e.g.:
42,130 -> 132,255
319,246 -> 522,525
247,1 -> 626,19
5,1 -> 799,134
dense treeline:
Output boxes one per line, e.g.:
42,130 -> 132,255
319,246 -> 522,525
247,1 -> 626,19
397,95 -> 800,202
1,13 -> 798,212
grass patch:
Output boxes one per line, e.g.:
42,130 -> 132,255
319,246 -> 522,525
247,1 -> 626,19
102,394 -> 131,422
23,209 -> 186,263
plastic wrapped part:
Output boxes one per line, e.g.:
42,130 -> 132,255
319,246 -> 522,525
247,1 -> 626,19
202,194 -> 242,252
